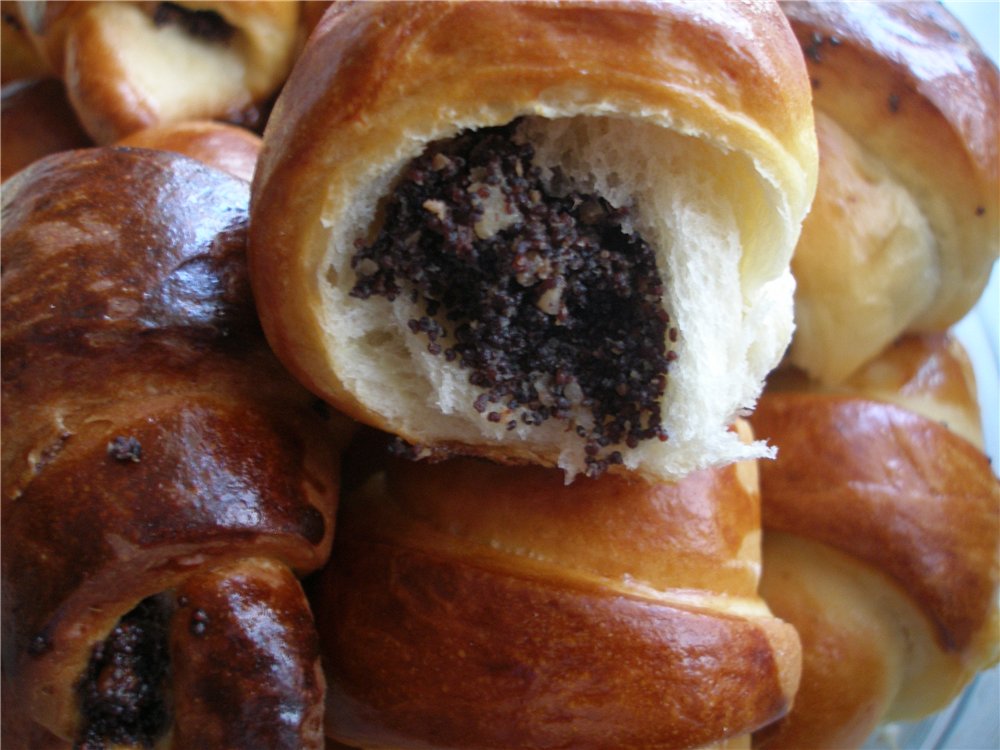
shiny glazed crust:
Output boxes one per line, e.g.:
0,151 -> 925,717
780,0 -> 1000,383
116,119 -> 262,182
751,334 -> 1000,748
314,433 -> 802,750
249,0 -> 818,482
1,148 -> 345,748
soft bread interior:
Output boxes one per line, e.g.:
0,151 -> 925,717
81,4 -> 250,121
320,115 -> 796,480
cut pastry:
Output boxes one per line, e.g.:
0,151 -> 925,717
14,0 -> 300,142
249,0 -> 818,481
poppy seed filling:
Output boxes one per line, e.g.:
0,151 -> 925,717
75,596 -> 171,750
351,120 -> 676,476
153,2 -> 234,43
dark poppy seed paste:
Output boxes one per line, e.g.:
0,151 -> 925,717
75,596 -> 171,750
152,2 -> 234,43
351,121 -> 676,476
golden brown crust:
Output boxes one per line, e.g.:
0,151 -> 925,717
116,120 -> 262,182
752,391 -> 997,653
770,332 -> 987,448
383,453 -> 763,598
782,1 -> 998,199
842,334 -> 981,416
750,334 -> 1000,747
1,147 -> 343,747
754,535 -> 906,750
314,451 -> 801,750
1,77 -> 92,181
257,0 -> 814,196
321,541 -> 795,750
780,1 -> 999,381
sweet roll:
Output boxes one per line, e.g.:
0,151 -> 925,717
1,147 -> 346,749
248,0 -> 819,482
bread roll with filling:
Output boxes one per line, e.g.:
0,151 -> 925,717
249,0 -> 818,482
779,0 -> 999,384
13,0 -> 300,143
750,334 -> 999,748
313,422 -> 801,750
1,147 -> 347,749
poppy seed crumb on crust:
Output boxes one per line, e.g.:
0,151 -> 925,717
801,31 -> 843,64
107,436 -> 142,463
351,120 -> 676,476
28,632 -> 52,657
189,608 -> 210,637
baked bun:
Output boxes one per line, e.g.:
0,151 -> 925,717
313,423 -> 801,750
249,0 -> 818,482
1,147 -> 346,749
116,119 -> 262,182
750,334 -> 999,748
779,1 -> 999,384
14,0 -> 300,143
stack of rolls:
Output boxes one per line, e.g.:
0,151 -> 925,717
747,2 -> 1000,747
249,1 -> 818,748
1,1 -> 998,749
